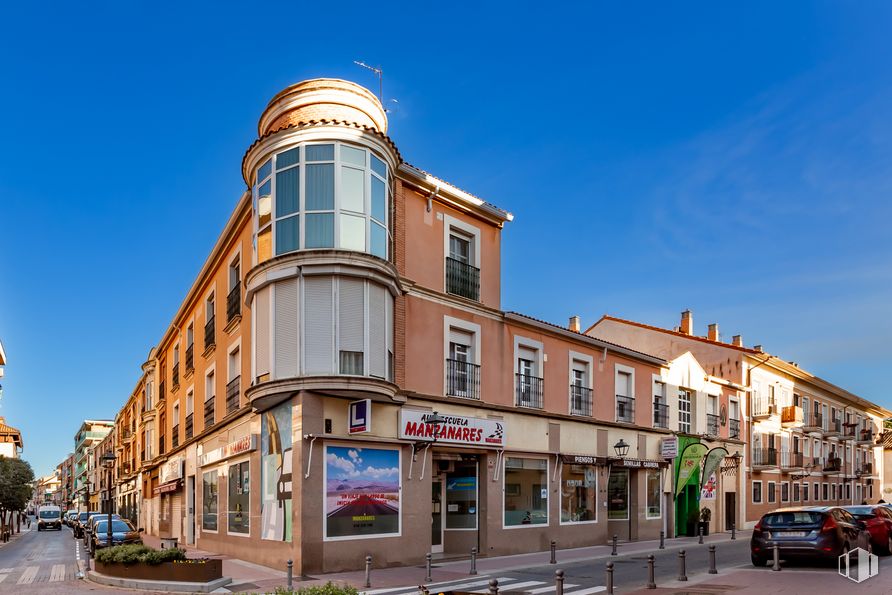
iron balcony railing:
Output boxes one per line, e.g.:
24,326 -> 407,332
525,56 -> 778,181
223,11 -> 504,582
729,418 -> 740,439
804,411 -> 822,430
653,402 -> 669,429
827,418 -> 842,434
823,456 -> 842,472
158,435 -> 165,455
185,343 -> 194,371
172,426 -> 179,449
185,413 -> 193,440
446,359 -> 481,400
204,397 -> 214,429
858,462 -> 874,476
515,374 -> 543,409
858,428 -> 874,444
781,451 -> 804,468
226,284 -> 241,323
159,381 -> 165,402
172,363 -> 179,388
226,376 -> 240,414
706,414 -> 720,437
204,315 -> 215,350
570,384 -> 592,416
616,395 -> 635,423
753,448 -> 778,466
445,257 -> 480,301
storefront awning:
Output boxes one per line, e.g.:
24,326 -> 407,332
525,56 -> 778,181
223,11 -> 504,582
153,479 -> 182,495
609,457 -> 669,469
560,454 -> 608,465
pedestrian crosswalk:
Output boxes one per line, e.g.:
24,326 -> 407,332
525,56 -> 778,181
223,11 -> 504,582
361,576 -> 606,595
0,564 -> 77,585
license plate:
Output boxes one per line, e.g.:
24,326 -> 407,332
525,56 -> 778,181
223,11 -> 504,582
781,531 -> 807,537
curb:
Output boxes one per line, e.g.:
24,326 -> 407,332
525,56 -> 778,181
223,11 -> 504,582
87,570 -> 233,593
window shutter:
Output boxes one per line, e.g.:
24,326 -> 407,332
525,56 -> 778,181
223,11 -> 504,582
304,277 -> 334,374
368,285 -> 387,378
338,278 -> 365,353
254,287 -> 271,380
274,278 -> 299,379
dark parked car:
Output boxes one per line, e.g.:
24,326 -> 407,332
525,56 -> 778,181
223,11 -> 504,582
88,518 -> 142,555
83,513 -> 121,547
73,511 -> 97,538
751,506 -> 871,566
843,505 -> 892,554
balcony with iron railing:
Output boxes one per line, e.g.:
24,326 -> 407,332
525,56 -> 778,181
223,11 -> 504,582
159,381 -> 165,402
803,411 -> 822,432
822,456 -> 842,473
185,413 -> 193,440
185,344 -> 194,373
172,426 -> 179,450
158,435 -> 165,455
226,376 -> 240,414
515,374 -> 543,409
227,284 -> 241,323
752,395 -> 776,419
839,423 -> 857,441
616,395 -> 635,424
204,316 -> 215,351
706,414 -> 720,437
857,462 -> 874,476
445,257 -> 480,301
753,448 -> 778,468
824,417 -> 841,437
780,450 -> 804,469
856,428 -> 874,445
172,362 -> 180,389
729,418 -> 740,439
204,397 -> 215,430
781,405 -> 803,427
653,402 -> 669,429
569,384 -> 592,416
446,359 -> 481,400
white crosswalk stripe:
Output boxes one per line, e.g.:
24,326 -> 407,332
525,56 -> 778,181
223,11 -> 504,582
470,581 -> 546,593
527,584 -> 579,594
16,566 -> 38,585
362,577 -> 521,595
0,574 -> 8,583
0,568 -> 13,573
49,564 -> 66,582
564,587 -> 606,595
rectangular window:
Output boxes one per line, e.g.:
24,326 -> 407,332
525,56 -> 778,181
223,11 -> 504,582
324,445 -> 400,539
803,482 -> 809,502
504,457 -> 547,527
832,483 -> 837,501
646,469 -> 661,518
305,213 -> 334,248
781,482 -> 789,502
570,359 -> 591,416
768,481 -> 776,503
228,461 -> 250,534
339,351 -> 364,375
607,468 -> 630,520
845,483 -> 851,501
445,225 -> 480,300
753,481 -> 762,504
445,461 -> 478,529
202,471 -> 218,531
678,389 -> 692,433
560,463 -> 597,524
823,483 -> 829,500
793,482 -> 800,502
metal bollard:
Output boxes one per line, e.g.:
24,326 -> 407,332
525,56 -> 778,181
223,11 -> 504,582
365,555 -> 372,588
470,547 -> 478,575
555,569 -> 564,595
606,562 -> 614,595
731,522 -> 736,540
677,549 -> 688,581
489,578 -> 499,595
647,554 -> 656,589
708,545 -> 717,574
420,587 -> 430,595
772,544 -> 781,571
425,553 -> 432,583
698,525 -> 704,544
611,534 -> 618,555
286,559 -> 293,591
659,530 -> 665,549
550,540 -> 557,564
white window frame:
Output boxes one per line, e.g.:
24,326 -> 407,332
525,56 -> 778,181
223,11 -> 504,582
228,250 -> 242,294
678,387 -> 692,433
513,336 -> 544,388
558,460 -> 598,526
502,456 -> 549,530
225,456 -> 252,538
200,469 -> 219,534
781,481 -> 790,502
767,481 -> 776,503
227,338 -> 242,383
752,480 -> 763,504
443,214 -> 482,270
568,351 -> 594,415
614,363 -> 635,423
444,316 -> 482,398
645,468 -> 662,520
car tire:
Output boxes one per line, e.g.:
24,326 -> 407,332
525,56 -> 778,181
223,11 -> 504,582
751,554 -> 766,567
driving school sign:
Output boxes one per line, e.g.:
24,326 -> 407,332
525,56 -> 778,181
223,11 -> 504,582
399,410 -> 505,448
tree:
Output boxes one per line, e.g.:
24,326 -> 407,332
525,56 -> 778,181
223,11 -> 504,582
0,457 -> 34,532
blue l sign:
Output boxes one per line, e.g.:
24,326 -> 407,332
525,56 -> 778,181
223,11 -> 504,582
349,399 -> 371,434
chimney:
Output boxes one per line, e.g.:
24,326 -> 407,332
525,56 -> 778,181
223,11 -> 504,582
569,315 -> 581,333
754,344 -> 763,353
732,335 -> 743,347
680,310 -> 693,335
707,323 -> 719,342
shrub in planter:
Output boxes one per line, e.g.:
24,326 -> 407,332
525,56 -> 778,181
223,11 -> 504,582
95,544 -> 187,565
274,583 -> 359,595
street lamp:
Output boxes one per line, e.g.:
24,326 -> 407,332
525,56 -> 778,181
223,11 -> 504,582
101,451 -> 116,549
411,411 -> 447,461
613,439 -> 630,458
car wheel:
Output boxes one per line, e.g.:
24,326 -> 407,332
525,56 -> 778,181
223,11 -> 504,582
751,554 -> 766,567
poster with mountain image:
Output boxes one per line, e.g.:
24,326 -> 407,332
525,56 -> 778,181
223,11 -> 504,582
325,446 -> 400,538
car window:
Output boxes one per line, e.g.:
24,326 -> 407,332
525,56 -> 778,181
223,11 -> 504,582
762,511 -> 823,526
95,520 -> 134,533
845,506 -> 875,516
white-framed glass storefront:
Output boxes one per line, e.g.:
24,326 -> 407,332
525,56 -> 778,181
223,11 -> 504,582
504,457 -> 548,527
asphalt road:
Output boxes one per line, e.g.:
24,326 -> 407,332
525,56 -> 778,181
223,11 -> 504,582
0,521 -> 84,592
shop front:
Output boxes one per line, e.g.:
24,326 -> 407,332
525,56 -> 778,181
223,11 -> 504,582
607,457 -> 669,541
197,433 -> 258,546
156,455 -> 184,539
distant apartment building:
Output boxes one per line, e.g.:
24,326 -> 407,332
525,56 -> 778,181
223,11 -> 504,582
0,417 -> 23,459
57,454 -> 75,509
73,420 -> 113,510
588,310 -> 890,527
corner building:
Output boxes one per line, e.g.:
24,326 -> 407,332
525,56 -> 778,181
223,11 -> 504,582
137,79 -> 725,573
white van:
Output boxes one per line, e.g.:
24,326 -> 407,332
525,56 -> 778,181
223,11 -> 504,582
37,504 -> 62,531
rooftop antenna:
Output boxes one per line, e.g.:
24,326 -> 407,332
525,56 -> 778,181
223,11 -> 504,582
354,60 -> 383,104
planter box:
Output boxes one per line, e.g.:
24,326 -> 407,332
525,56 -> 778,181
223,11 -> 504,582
95,558 -> 223,582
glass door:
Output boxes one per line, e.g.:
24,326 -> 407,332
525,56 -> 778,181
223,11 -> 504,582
432,479 -> 444,553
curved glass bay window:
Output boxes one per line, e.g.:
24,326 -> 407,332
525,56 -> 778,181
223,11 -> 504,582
254,142 -> 391,263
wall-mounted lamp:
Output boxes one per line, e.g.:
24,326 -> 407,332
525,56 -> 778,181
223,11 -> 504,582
613,439 -> 630,458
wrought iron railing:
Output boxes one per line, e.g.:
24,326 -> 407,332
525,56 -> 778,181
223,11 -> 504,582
823,456 -> 842,472
227,284 -> 241,323
446,359 -> 481,400
616,395 -> 635,423
185,413 -> 193,440
515,374 -> 543,409
781,451 -> 804,468
570,384 -> 592,416
729,418 -> 740,439
204,315 -> 215,350
226,376 -> 240,414
706,414 -> 720,437
172,363 -> 179,388
653,402 -> 669,429
204,397 -> 215,429
753,448 -> 778,466
445,257 -> 480,301
172,426 -> 179,449
186,344 -> 194,372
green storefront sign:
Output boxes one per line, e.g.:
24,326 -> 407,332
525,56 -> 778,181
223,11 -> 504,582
673,437 -> 706,536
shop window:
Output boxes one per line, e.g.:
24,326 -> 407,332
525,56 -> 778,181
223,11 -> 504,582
324,445 -> 400,539
504,457 -> 547,526
228,461 -> 250,534
646,469 -> 661,518
202,470 -> 217,531
560,463 -> 596,524
607,468 -> 629,520
445,461 -> 477,529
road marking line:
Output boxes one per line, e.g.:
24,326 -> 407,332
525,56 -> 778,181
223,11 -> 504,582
17,566 -> 38,585
0,568 -> 13,573
527,584 -> 579,594
564,587 -> 606,595
0,574 -> 8,583
50,564 -> 65,582
470,581 -> 545,593
361,577 -> 518,595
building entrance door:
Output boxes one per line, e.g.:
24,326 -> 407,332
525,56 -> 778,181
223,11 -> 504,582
724,491 -> 736,530
432,478 -> 444,553
186,475 -> 195,545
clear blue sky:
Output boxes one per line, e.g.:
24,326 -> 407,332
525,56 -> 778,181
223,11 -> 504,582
2,2 -> 891,477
